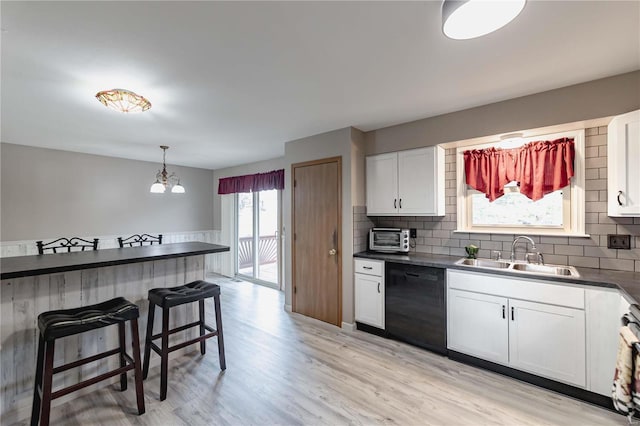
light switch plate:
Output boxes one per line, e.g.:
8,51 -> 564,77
607,234 -> 631,250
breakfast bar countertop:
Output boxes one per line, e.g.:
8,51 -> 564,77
354,251 -> 640,304
0,242 -> 230,280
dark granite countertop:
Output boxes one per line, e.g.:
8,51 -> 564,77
0,242 -> 230,280
354,251 -> 640,304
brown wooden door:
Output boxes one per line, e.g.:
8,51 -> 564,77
292,157 -> 342,326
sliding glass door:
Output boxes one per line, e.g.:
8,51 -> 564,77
236,189 -> 280,286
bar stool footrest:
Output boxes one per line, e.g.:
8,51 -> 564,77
50,363 -> 136,400
149,331 -> 220,355
52,348 -> 121,374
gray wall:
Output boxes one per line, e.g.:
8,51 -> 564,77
365,71 -> 640,155
0,143 -> 214,241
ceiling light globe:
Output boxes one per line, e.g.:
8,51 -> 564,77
150,181 -> 166,193
442,0 -> 526,40
95,88 -> 152,113
171,183 -> 185,194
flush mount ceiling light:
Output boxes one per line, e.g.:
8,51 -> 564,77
150,146 -> 185,194
442,0 -> 526,40
95,88 -> 151,113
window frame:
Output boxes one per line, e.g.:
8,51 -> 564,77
455,129 -> 586,236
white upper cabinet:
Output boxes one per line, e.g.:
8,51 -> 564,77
365,153 -> 399,215
608,109 -> 640,216
366,146 -> 445,216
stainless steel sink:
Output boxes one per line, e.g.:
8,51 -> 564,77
456,258 -> 511,269
455,258 -> 580,278
511,263 -> 579,277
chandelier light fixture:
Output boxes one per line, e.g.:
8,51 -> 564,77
95,88 -> 152,113
150,146 -> 185,194
442,0 -> 526,40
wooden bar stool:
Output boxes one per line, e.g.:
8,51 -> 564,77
142,280 -> 225,401
31,297 -> 145,426
117,234 -> 162,247
36,237 -> 99,254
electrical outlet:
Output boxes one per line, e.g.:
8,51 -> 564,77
608,234 -> 631,250
410,228 -> 417,238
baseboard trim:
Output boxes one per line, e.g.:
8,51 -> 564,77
341,322 -> 356,332
284,304 -> 292,312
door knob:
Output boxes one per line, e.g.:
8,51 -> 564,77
329,249 -> 337,256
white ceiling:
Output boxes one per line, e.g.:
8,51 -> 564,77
2,1 -> 639,170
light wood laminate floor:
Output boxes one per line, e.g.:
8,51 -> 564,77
17,275 -> 625,426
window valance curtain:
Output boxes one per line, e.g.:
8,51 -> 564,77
463,138 -> 575,202
217,169 -> 285,195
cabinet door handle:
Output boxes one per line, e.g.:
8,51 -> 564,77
377,283 -> 380,293
511,306 -> 515,321
362,266 -> 373,270
618,190 -> 623,206
394,198 -> 397,209
502,305 -> 505,319
399,198 -> 402,209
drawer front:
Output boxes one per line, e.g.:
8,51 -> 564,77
354,259 -> 384,276
447,269 -> 584,309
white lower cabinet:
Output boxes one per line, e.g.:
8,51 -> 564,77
447,270 -> 586,388
508,299 -> 585,387
354,259 -> 385,329
448,289 -> 509,364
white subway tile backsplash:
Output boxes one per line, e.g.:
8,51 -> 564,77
586,134 -> 606,146
584,246 -> 618,258
598,145 -> 607,157
586,223 -> 617,236
432,246 -> 451,255
617,249 -> 640,260
543,254 -> 568,265
585,213 -> 599,224
600,258 -> 635,272
585,146 -> 599,158
585,168 -> 600,180
585,191 -> 600,202
569,256 -> 600,269
616,224 -> 640,235
585,157 -> 607,168
554,245 -> 584,256
585,201 -> 607,213
539,236 -> 569,245
568,237 -> 598,246
433,230 -> 450,239
599,168 -> 608,180
588,179 -> 607,191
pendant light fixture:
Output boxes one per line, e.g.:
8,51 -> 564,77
95,88 -> 152,113
150,146 -> 185,194
442,0 -> 526,40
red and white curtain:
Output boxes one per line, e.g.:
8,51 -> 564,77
463,137 -> 575,202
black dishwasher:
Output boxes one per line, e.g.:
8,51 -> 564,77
385,262 -> 446,354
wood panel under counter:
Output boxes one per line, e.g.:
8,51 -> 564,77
0,242 -> 229,423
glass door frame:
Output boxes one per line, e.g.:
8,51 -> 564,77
234,190 -> 281,289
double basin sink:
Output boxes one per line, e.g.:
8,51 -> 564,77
455,258 -> 580,277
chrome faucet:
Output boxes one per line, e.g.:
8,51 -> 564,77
510,236 -> 537,262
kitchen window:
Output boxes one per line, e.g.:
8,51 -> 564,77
456,129 -> 586,236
